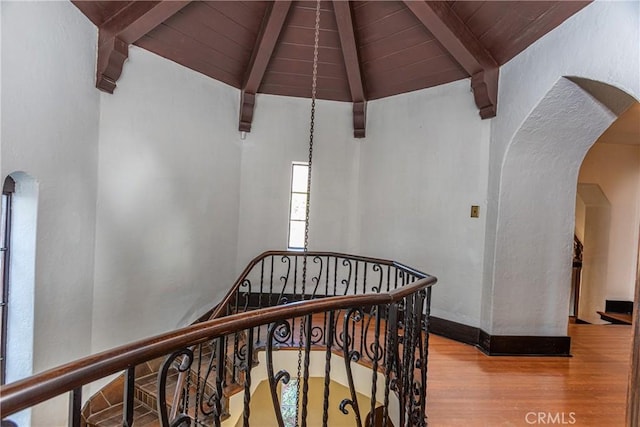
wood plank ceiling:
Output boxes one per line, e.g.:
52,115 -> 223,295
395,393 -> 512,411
72,0 -> 589,138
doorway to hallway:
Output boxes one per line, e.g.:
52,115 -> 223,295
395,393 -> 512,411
571,102 -> 640,326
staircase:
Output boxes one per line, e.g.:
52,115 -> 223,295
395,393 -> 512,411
83,339 -> 236,426
82,313 -> 405,426
82,362 -> 161,427
1,251 -> 437,427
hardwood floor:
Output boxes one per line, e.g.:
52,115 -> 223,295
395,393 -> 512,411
426,324 -> 632,426
82,320 -> 632,427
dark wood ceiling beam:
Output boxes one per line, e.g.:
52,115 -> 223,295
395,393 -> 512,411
96,1 -> 191,93
240,1 -> 292,133
403,1 -> 499,119
333,0 -> 367,138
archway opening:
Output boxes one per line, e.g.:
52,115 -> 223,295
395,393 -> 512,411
487,76 -> 639,422
486,77 -> 636,338
573,102 -> 640,325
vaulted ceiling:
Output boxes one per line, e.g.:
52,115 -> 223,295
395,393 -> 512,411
72,1 -> 589,137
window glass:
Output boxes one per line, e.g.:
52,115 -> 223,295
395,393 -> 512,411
290,194 -> 307,221
288,163 -> 309,250
0,190 -> 11,385
291,165 -> 309,193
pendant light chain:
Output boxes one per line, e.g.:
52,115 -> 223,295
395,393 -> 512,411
303,0 -> 321,260
295,1 -> 321,426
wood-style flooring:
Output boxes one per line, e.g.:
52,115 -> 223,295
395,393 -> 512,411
83,323 -> 632,426
426,324 -> 632,426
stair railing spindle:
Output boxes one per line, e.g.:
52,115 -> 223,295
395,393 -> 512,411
68,387 -> 81,427
123,366 -> 135,427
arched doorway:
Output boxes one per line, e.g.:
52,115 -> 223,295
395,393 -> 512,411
573,103 -> 640,325
484,77 -> 636,337
485,76 -> 639,424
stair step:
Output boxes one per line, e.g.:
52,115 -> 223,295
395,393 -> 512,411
84,332 -> 255,426
85,399 -> 159,427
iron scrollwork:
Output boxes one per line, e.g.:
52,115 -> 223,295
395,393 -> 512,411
277,256 -> 292,305
157,348 -> 194,427
310,255 -> 323,297
339,308 -> 364,427
371,263 -> 383,293
267,319 -> 293,427
341,258 -> 353,295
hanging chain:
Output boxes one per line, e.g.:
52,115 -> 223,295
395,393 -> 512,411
303,0 -> 321,261
295,1 -> 321,425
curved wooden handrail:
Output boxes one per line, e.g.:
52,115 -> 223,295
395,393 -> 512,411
210,250 -> 429,319
0,275 -> 436,417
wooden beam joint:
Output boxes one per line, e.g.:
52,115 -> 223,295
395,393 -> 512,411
95,1 -> 191,93
239,91 -> 256,133
333,0 -> 367,138
97,36 -> 128,94
353,102 -> 366,139
404,0 -> 499,119
239,1 -> 292,133
471,68 -> 499,119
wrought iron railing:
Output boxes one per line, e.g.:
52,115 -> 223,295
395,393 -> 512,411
213,251 -> 429,317
0,251 -> 436,427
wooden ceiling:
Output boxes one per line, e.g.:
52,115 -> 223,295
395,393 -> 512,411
72,1 -> 589,137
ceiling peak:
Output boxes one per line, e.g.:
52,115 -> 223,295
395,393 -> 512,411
72,1 -> 589,128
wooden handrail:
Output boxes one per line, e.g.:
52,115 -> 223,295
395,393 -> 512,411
210,250 -> 429,319
0,275 -> 436,417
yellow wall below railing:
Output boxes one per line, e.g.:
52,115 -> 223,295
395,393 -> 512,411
223,349 -> 398,427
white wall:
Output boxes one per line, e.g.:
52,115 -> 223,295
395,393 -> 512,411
236,95 -> 359,269
575,183 -> 611,324
578,143 -> 640,304
487,79 -> 619,336
483,1 -> 640,335
490,1 -> 640,187
92,46 -> 243,352
237,80 -> 491,329
358,80 -> 490,327
1,1 -> 100,424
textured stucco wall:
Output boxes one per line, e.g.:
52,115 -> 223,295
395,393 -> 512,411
483,0 -> 640,335
487,79 -> 619,336
235,95 -> 360,271
358,80 -> 491,327
237,79 -> 491,328
93,46 -> 243,353
1,1 -> 100,424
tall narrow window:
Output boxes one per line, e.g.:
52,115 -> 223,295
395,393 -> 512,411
288,162 -> 309,250
0,177 -> 15,385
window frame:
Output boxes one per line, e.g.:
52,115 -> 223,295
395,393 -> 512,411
287,162 -> 309,250
1,176 -> 15,385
